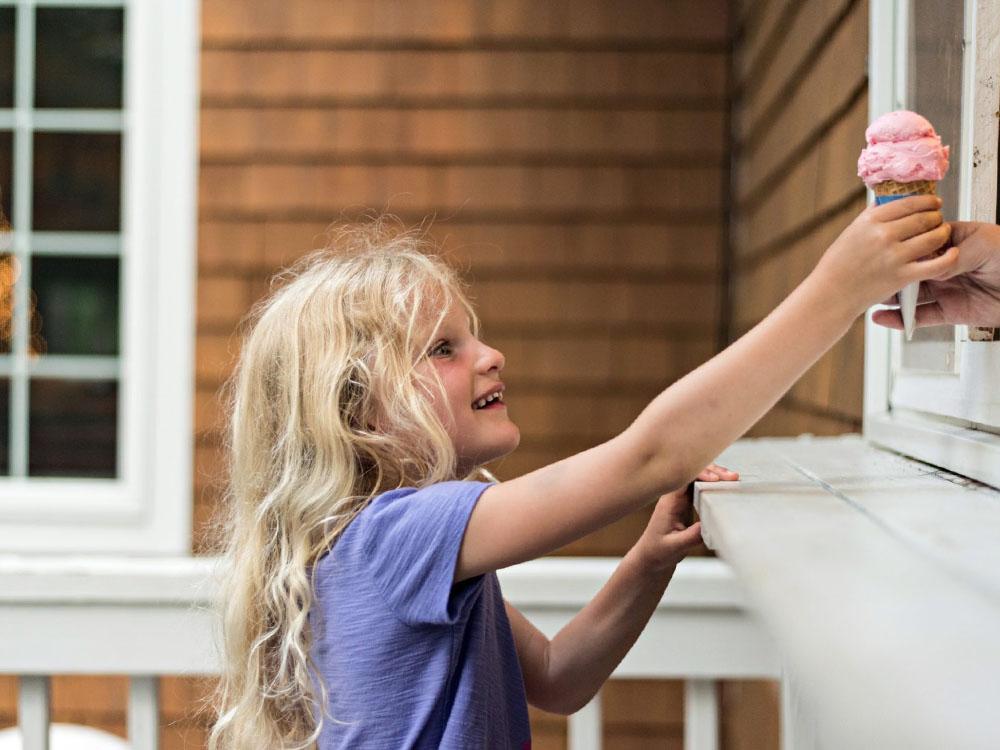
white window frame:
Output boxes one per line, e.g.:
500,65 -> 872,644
0,0 -> 197,553
864,0 -> 1000,488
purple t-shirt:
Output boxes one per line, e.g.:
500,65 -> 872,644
310,480 -> 532,749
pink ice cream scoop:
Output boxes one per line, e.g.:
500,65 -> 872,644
857,110 -> 949,187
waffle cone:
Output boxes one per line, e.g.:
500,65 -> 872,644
873,180 -> 937,197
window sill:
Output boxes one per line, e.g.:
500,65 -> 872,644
695,434 -> 1000,749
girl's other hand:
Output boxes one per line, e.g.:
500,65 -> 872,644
812,195 -> 957,315
632,464 -> 738,573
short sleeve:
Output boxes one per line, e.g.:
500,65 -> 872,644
357,481 -> 491,627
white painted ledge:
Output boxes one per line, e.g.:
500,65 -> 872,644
696,434 -> 1000,750
0,554 -> 778,680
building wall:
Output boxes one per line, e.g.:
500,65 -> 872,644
731,0 -> 869,438
719,0 -> 870,744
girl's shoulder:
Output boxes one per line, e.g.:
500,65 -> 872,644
334,480 -> 492,550
366,479 -> 492,515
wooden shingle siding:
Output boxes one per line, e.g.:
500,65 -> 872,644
200,0 -> 730,46
731,0 -> 868,437
720,0 -> 870,741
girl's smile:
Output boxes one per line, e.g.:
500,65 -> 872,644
472,385 -> 505,411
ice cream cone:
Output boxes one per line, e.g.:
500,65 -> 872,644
872,180 -> 937,199
859,111 -> 951,341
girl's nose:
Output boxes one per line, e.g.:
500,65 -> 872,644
479,343 -> 505,373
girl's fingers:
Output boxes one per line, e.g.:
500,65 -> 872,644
700,464 -> 738,481
711,463 -> 739,477
905,246 -> 960,283
898,223 -> 952,261
870,194 -> 941,221
888,209 -> 943,241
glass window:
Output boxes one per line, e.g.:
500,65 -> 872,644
32,131 -> 121,232
4,2 -> 125,480
899,0 -> 962,371
0,254 -> 14,356
0,130 -> 11,229
31,256 -> 120,356
34,7 -> 123,110
0,377 -> 8,476
29,378 -> 117,478
868,0 -> 1000,491
0,0 -> 197,554
0,8 -> 13,109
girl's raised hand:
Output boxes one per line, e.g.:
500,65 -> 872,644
632,464 -> 738,573
812,195 -> 958,315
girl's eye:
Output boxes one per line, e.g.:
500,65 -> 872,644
430,341 -> 453,357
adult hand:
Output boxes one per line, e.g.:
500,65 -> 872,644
871,220 -> 1000,328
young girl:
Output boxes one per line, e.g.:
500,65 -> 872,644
209,198 -> 954,749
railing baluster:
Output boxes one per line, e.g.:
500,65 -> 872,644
128,676 -> 160,750
781,670 -> 818,750
567,688 -> 602,750
18,676 -> 50,750
684,679 -> 719,750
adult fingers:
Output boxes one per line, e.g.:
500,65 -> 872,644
872,302 -> 947,328
913,301 -> 948,327
870,308 -> 903,329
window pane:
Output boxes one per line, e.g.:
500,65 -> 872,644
902,1 -> 963,365
0,8 -> 13,108
31,256 -> 119,356
33,131 -> 121,231
908,0 -> 963,219
900,325 -> 955,372
0,254 -> 15,355
0,377 -> 8,475
34,7 -> 123,110
0,130 -> 10,230
29,378 -> 117,478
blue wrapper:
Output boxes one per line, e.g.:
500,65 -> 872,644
874,192 -> 918,205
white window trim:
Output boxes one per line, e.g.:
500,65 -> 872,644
0,0 -> 198,553
864,0 -> 1000,489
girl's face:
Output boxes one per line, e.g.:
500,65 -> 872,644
417,304 -> 520,476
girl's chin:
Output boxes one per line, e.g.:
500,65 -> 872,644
463,434 -> 520,474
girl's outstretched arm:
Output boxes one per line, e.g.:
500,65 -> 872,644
457,194 -> 954,582
506,467 -> 732,715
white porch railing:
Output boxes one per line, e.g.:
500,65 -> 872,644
0,555 -> 780,750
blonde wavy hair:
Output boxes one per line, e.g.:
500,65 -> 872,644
207,218 -> 482,749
